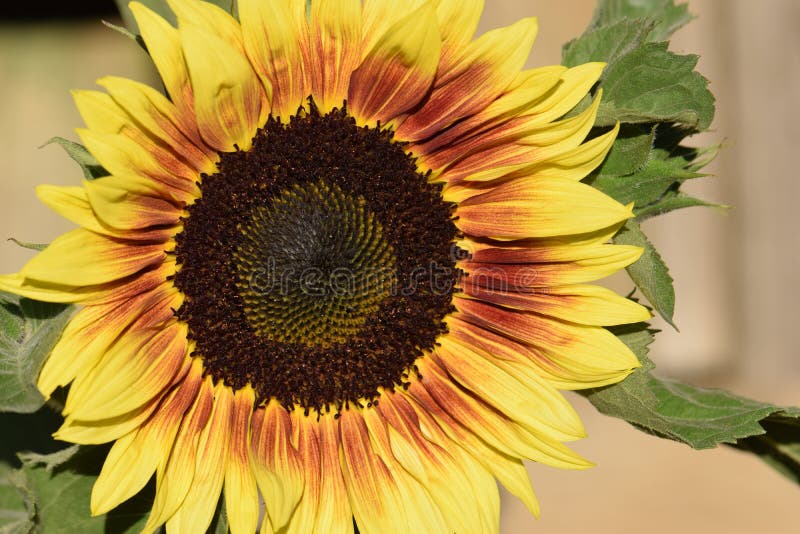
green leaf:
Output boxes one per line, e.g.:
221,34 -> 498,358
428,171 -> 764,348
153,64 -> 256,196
114,0 -> 234,34
0,468 -> 34,534
5,442 -> 231,534
16,446 -> 152,534
585,324 -> 800,453
733,414 -> 800,484
563,13 -> 714,132
613,220 -> 675,327
590,0 -> 694,42
0,293 -> 74,413
563,18 -> 653,69
42,138 -> 107,180
596,42 -> 714,130
592,373 -> 800,449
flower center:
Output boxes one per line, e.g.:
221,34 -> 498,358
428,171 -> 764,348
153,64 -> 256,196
234,180 -> 396,347
173,100 -> 460,412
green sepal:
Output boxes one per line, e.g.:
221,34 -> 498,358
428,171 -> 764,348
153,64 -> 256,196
6,240 -> 48,252
634,190 -> 727,220
0,293 -> 74,414
101,19 -> 147,50
42,137 -> 107,180
588,125 -> 723,219
613,220 -> 676,328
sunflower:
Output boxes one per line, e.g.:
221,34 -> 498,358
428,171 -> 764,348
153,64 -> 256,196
1,0 -> 650,532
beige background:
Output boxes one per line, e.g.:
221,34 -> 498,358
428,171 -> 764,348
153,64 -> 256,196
1,1 -> 798,532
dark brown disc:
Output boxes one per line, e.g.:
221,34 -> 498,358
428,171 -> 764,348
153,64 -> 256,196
173,100 -> 460,412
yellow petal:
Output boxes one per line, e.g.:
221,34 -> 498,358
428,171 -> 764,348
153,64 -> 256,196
520,90 -> 603,148
142,367 -> 213,534
180,23 -> 265,151
376,393 -> 497,533
410,359 -> 592,470
97,76 -> 216,173
361,408 -> 449,532
166,382 -> 233,533
521,122 -> 620,182
456,174 -> 633,239
308,0 -> 363,113
83,176 -> 181,230
349,2 -> 440,124
36,185 -> 107,235
454,298 -> 641,388
281,412 -> 322,534
19,228 -> 166,286
339,409 -> 412,534
524,62 -> 606,124
463,283 -> 651,326
77,128 -> 199,201
239,0 -> 309,118
251,401 -> 304,531
396,17 -> 538,142
129,2 -> 198,134
224,385 -> 259,534
167,0 -> 244,53
405,393 -> 504,532
54,396 -> 161,445
313,414 -> 354,534
413,66 -> 567,171
64,322 -> 189,421
435,336 -> 585,441
459,237 -> 643,286
91,365 -> 202,515
432,0 -> 483,72
38,284 -> 178,398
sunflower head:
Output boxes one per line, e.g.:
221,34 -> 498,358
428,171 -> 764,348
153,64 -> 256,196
0,1 -> 649,532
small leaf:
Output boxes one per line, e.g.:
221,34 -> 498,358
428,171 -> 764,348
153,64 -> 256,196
41,138 -> 107,180
613,221 -> 676,327
0,292 -> 74,413
16,446 -> 80,474
590,0 -> 694,42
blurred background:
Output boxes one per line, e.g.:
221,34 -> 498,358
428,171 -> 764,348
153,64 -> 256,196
0,0 -> 798,532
